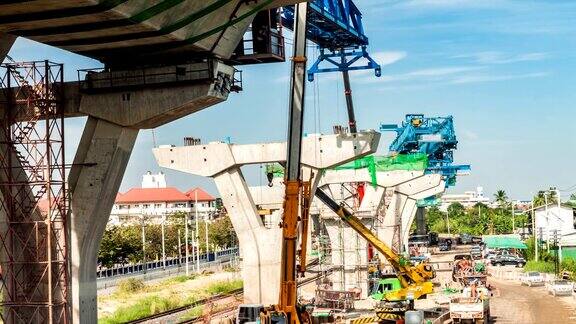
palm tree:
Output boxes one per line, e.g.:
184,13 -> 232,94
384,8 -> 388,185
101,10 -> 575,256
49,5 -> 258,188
533,190 -> 557,208
494,190 -> 508,207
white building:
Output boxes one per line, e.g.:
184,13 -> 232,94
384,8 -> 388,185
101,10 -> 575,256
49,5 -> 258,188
109,172 -> 217,226
439,186 -> 491,211
141,171 -> 167,188
534,204 -> 575,241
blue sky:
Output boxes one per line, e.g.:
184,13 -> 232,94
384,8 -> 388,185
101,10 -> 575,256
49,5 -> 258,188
5,0 -> 576,201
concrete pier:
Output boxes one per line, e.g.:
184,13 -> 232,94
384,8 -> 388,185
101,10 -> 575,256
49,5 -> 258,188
153,131 -> 380,305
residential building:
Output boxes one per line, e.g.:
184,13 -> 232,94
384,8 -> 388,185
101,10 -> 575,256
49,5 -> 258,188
534,204 -> 576,241
109,172 -> 217,226
439,186 -> 491,211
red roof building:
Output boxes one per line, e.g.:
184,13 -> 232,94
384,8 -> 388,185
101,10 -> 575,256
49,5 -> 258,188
110,183 -> 218,226
116,187 -> 190,204
185,187 -> 215,202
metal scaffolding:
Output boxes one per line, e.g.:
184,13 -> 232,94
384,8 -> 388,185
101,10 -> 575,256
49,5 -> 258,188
0,61 -> 69,323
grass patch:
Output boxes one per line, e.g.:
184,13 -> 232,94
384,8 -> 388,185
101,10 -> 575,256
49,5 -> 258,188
179,305 -> 204,321
99,295 -> 181,324
524,260 -> 555,273
116,278 -> 145,295
205,279 -> 243,295
99,279 -> 242,323
161,274 -> 197,285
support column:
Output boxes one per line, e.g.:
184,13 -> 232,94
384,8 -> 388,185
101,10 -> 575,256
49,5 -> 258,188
399,180 -> 445,251
416,207 -> 426,235
68,117 -> 138,324
214,168 -> 282,303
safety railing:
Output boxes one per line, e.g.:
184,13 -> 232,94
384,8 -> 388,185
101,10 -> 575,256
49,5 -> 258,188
96,247 -> 239,279
77,61 -> 215,93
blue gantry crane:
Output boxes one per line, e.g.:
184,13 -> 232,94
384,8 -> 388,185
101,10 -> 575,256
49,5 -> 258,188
380,114 -> 471,187
282,0 -> 381,132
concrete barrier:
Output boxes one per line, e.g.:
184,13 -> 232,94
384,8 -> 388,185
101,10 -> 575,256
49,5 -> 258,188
432,311 -> 450,324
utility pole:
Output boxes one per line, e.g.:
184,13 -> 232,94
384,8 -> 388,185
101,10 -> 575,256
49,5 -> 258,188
141,215 -> 147,274
161,214 -> 166,269
544,192 -> 549,249
446,209 -> 451,235
185,213 -> 190,276
178,228 -> 182,266
553,230 -> 559,276
532,199 -> 538,262
205,213 -> 210,261
511,201 -> 515,233
195,191 -> 201,273
538,227 -> 544,262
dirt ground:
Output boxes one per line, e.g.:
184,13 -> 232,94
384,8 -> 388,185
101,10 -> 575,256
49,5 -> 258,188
488,276 -> 576,323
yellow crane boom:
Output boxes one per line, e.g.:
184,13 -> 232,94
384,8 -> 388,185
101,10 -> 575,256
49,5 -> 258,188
314,189 -> 435,301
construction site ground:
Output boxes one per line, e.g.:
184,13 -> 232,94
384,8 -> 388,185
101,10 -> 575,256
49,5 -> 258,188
429,245 -> 576,323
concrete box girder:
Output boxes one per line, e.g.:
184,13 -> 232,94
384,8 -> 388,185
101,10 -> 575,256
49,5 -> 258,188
154,131 -> 381,176
0,1 -> 303,64
0,33 -> 15,62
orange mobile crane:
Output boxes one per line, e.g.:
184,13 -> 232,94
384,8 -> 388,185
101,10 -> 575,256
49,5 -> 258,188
258,3 -> 311,324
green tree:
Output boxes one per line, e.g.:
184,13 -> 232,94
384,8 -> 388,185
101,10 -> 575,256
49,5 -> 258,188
209,215 -> 237,249
533,190 -> 557,208
494,190 -> 508,207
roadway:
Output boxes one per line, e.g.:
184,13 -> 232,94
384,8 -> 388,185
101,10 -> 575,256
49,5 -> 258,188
489,276 -> 576,323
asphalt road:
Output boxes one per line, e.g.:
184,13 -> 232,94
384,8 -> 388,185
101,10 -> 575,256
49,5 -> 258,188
489,277 -> 576,323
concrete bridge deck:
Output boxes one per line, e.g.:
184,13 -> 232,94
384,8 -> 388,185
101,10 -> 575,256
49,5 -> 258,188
0,0 -> 299,65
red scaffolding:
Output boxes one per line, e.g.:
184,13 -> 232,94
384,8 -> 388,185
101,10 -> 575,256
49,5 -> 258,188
0,60 -> 69,323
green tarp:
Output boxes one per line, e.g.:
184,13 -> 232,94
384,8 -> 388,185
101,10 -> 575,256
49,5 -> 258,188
332,153 -> 429,186
483,236 -> 527,249
264,154 -> 429,185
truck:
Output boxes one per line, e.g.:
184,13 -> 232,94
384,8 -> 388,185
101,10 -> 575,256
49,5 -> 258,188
452,255 -> 487,286
449,297 -> 490,324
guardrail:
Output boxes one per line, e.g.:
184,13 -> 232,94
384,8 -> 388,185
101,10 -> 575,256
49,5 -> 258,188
96,247 -> 239,279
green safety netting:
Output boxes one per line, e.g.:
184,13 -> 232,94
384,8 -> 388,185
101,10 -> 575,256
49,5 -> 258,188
484,236 -> 527,249
264,154 -> 428,185
332,153 -> 429,186
265,163 -> 284,178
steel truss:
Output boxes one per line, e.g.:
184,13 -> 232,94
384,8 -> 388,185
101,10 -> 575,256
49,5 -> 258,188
0,60 -> 69,323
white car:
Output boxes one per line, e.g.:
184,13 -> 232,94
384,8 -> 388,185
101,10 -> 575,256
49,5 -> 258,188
546,279 -> 573,296
520,272 -> 544,287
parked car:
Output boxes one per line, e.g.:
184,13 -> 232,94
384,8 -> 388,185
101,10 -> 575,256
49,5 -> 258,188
410,255 -> 429,264
547,279 -> 573,296
458,233 -> 473,245
520,272 -> 545,287
438,242 -> 451,251
490,254 -> 526,267
470,245 -> 483,260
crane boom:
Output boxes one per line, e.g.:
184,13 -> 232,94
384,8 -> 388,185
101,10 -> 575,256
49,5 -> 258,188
314,189 -> 435,301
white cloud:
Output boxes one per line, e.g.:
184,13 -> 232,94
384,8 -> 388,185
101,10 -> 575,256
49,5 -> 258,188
450,72 -> 549,84
399,0 -> 516,10
359,65 -> 484,84
453,51 -> 550,64
407,66 -> 484,77
371,51 -> 407,66
462,130 -> 479,141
